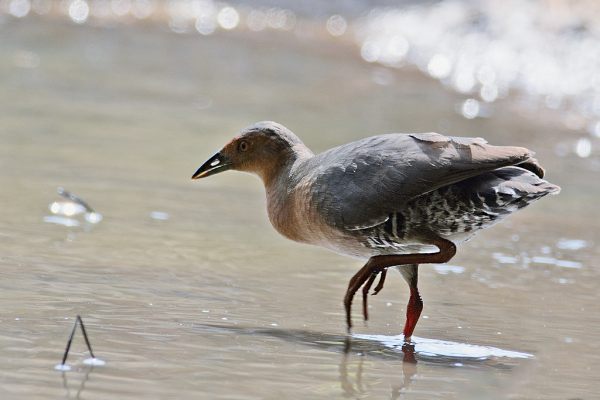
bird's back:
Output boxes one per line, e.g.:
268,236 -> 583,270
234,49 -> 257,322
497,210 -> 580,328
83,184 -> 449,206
298,132 -> 538,229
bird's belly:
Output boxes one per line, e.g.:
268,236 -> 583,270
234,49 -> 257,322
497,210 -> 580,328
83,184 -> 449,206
316,228 -> 441,259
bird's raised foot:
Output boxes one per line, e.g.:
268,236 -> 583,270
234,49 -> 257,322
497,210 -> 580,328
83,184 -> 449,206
371,269 -> 387,296
361,269 -> 388,321
344,261 -> 383,330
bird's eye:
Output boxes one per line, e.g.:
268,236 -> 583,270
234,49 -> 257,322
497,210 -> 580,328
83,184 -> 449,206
239,141 -> 249,152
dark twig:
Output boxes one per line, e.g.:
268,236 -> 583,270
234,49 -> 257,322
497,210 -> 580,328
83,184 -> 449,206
57,187 -> 95,213
77,315 -> 95,358
60,319 -> 79,366
58,315 -> 96,368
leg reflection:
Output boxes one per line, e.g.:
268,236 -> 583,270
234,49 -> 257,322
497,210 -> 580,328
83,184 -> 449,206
391,343 -> 418,398
341,338 -> 418,398
339,351 -> 357,396
340,337 -> 365,397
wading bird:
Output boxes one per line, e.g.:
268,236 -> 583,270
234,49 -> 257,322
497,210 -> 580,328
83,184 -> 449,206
192,121 -> 559,341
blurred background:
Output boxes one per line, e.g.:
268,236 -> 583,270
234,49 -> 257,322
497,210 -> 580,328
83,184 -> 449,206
0,0 -> 598,399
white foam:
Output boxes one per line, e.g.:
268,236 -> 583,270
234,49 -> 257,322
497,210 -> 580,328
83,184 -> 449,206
54,363 -> 72,371
85,212 -> 103,224
83,357 -> 106,366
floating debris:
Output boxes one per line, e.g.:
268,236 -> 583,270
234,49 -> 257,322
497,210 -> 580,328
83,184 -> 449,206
55,315 -> 105,372
49,201 -> 87,216
45,187 -> 102,228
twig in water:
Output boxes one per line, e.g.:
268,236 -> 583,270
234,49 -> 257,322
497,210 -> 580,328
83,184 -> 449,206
57,187 -> 95,213
56,315 -> 102,371
60,318 -> 79,367
77,315 -> 95,358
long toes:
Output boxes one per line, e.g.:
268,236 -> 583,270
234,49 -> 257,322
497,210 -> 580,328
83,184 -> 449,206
361,274 -> 377,321
344,295 -> 353,330
371,269 -> 387,295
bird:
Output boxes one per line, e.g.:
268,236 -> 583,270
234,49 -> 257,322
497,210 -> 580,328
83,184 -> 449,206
192,121 -> 560,341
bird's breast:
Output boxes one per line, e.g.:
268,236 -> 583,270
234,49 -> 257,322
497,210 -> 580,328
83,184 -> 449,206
266,183 -> 307,243
265,179 -> 335,246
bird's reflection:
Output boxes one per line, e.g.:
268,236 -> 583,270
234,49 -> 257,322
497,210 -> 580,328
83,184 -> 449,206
194,324 -> 530,398
341,336 -> 417,398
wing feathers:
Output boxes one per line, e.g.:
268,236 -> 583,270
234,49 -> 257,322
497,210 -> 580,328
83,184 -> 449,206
306,132 -> 542,230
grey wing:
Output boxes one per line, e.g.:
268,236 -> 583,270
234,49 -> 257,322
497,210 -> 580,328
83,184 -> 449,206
307,132 -> 535,230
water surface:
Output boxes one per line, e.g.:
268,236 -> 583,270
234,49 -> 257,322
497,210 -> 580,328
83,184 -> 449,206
1,15 -> 598,400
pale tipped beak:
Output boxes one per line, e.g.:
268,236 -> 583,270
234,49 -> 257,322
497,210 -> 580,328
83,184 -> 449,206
191,152 -> 232,179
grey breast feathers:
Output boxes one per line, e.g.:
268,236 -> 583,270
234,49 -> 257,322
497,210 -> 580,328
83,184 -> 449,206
304,132 -> 539,231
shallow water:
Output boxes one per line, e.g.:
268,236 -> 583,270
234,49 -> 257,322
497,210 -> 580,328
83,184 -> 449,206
1,15 -> 599,400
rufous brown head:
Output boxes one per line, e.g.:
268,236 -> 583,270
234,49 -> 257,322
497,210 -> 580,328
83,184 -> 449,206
192,121 -> 305,183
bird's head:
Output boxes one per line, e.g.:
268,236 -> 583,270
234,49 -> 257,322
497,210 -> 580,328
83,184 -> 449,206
192,121 -> 309,184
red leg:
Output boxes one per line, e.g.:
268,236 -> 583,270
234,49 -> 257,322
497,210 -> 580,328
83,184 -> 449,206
344,236 -> 455,332
402,286 -> 423,341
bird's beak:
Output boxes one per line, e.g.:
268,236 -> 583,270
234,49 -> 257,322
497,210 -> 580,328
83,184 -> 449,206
191,152 -> 232,179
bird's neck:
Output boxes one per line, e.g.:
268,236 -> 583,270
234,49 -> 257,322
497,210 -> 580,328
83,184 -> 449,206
262,144 -> 314,242
259,143 -> 314,188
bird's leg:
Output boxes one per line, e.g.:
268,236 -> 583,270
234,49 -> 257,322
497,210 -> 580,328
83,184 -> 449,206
344,235 -> 455,332
399,264 -> 422,342
403,286 -> 422,341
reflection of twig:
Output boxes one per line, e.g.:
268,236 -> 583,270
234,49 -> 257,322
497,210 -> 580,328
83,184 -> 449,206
75,366 -> 93,399
61,371 -> 69,397
61,366 -> 94,399
57,187 -> 95,213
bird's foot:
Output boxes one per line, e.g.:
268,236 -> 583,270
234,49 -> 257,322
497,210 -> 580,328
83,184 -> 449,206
372,269 -> 387,295
360,269 -> 388,321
